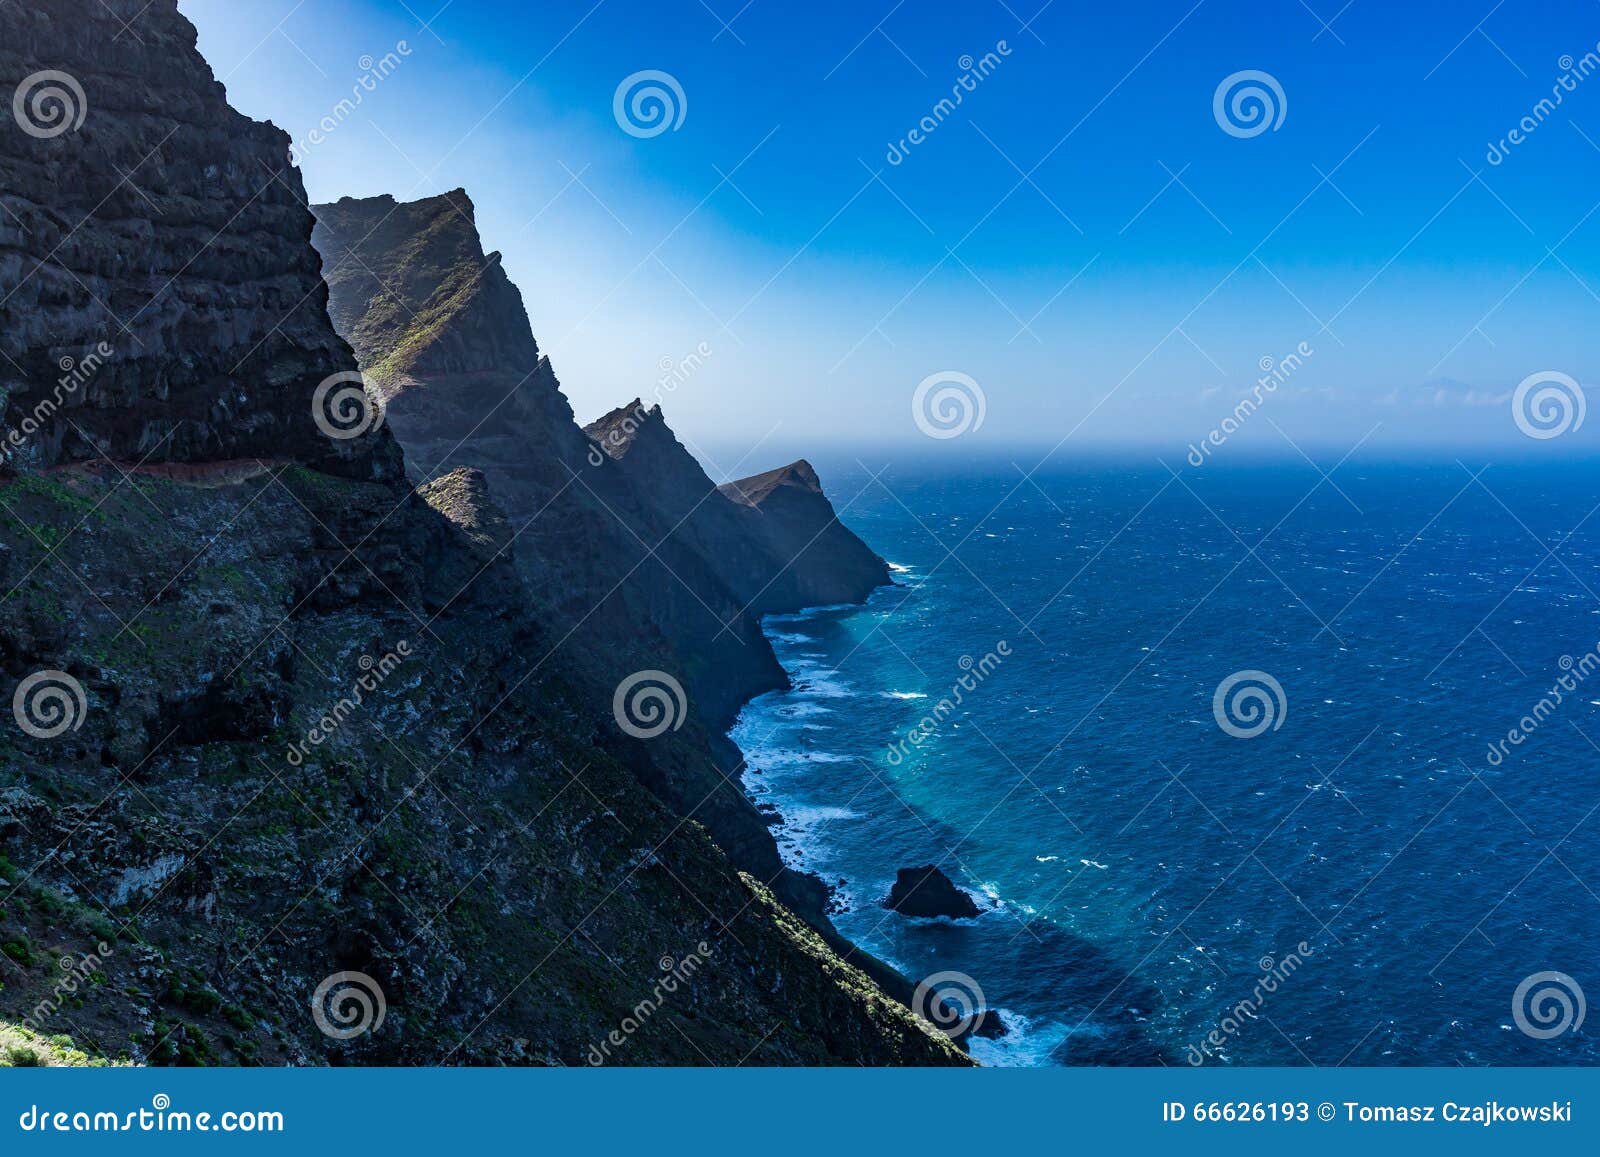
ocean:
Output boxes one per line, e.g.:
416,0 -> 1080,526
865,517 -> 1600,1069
730,454 -> 1600,1066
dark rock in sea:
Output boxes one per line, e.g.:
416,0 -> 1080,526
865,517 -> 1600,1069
970,1009 -> 1009,1039
883,865 -> 985,919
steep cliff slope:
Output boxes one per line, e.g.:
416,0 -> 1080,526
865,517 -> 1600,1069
310,192 -> 887,931
0,0 -> 963,1067
311,191 -> 781,729
0,2 -> 397,481
586,400 -> 891,614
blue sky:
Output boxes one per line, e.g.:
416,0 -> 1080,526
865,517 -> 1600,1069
183,0 -> 1600,459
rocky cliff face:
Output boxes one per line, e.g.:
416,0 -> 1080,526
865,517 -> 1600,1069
0,0 -> 963,1067
0,0 -> 397,480
586,400 -> 891,615
311,191 -> 783,729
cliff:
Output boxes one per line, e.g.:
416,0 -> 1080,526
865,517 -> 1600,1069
311,191 -> 783,728
585,400 -> 892,615
0,1 -> 398,481
0,0 -> 963,1067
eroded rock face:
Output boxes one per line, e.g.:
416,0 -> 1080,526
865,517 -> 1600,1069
0,2 -> 967,1067
587,399 -> 892,615
0,0 -> 398,480
310,190 -> 781,730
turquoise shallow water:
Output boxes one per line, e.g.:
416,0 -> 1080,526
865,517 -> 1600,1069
731,454 -> 1600,1066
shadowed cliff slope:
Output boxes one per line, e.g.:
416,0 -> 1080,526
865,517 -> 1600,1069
586,400 -> 891,614
0,0 -> 963,1067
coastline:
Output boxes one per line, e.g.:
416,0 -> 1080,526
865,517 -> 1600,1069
727,570 -> 1064,1066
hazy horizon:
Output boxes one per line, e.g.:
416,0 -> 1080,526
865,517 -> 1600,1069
183,0 -> 1600,457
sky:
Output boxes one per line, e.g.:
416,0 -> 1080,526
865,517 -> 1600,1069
181,0 -> 1600,460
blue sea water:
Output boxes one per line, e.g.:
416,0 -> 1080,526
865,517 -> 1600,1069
730,454 -> 1600,1067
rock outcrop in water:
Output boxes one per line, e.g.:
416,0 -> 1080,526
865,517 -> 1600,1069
0,0 -> 963,1067
883,865 -> 985,920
